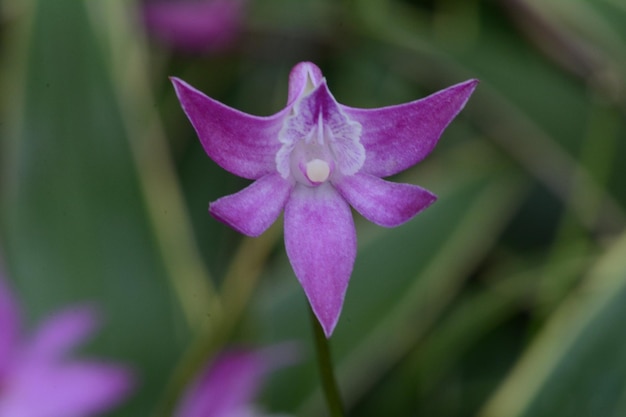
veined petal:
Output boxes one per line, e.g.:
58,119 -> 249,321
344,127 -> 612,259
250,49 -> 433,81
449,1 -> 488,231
343,79 -> 478,177
284,184 -> 356,337
171,77 -> 286,179
24,305 -> 98,361
286,62 -> 323,106
209,174 -> 292,237
278,82 -> 364,177
334,173 -> 436,227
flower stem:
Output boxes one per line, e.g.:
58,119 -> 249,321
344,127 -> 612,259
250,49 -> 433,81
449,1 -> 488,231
309,307 -> 345,417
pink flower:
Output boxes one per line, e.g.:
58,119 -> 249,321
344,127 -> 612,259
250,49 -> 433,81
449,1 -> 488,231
0,273 -> 133,417
171,62 -> 478,337
142,0 -> 246,53
175,347 -> 293,417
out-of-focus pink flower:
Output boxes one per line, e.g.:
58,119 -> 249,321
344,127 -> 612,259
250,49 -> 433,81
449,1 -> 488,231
142,0 -> 246,53
175,347 -> 294,417
0,270 -> 133,417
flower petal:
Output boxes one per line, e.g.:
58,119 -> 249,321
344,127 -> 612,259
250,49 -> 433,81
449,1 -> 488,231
175,350 -> 268,417
0,272 -> 20,376
343,79 -> 478,177
209,174 -> 292,237
287,62 -> 323,105
143,0 -> 245,53
24,305 -> 98,361
0,361 -> 132,417
334,173 -> 437,227
171,77 -> 286,179
284,184 -> 356,337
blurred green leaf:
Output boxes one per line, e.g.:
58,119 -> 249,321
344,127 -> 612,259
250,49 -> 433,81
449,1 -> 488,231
0,0 -> 193,415
481,232 -> 626,417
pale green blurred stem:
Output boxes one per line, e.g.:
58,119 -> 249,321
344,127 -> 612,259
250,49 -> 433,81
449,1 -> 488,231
310,308 -> 345,417
536,94 -> 621,315
85,0 -> 220,331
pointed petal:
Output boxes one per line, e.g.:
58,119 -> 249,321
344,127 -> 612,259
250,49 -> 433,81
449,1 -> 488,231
0,272 -> 20,375
284,184 -> 356,337
334,173 -> 437,227
287,62 -> 323,105
343,79 -> 478,177
209,174 -> 292,237
171,77 -> 286,179
25,306 -> 98,360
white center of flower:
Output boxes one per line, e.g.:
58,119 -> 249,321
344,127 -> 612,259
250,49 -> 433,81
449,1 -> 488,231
305,159 -> 331,183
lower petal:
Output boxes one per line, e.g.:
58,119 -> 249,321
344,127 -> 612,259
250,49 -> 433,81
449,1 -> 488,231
210,174 -> 292,237
284,184 -> 356,337
334,173 -> 437,227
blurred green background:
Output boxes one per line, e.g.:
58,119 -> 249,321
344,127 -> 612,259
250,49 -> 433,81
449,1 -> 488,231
2,0 -> 626,416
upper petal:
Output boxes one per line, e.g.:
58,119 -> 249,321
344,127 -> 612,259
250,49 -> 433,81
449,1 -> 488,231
171,77 -> 287,179
343,79 -> 478,177
286,62 -> 324,106
334,173 -> 437,227
284,184 -> 356,337
209,174 -> 293,237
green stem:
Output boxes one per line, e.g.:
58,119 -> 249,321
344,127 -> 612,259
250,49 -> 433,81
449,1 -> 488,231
310,307 -> 345,417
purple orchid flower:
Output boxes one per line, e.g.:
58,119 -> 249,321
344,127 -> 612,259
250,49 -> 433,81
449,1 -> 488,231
142,0 -> 246,53
0,272 -> 133,417
171,62 -> 478,337
175,347 -> 294,417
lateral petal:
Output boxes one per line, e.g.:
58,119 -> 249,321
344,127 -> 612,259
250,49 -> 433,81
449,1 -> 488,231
171,77 -> 286,179
334,173 -> 436,227
343,79 -> 478,177
209,174 -> 293,237
284,184 -> 356,337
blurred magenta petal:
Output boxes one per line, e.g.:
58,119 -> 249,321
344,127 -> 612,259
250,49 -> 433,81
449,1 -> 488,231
143,0 -> 246,53
1,361 -> 132,417
172,62 -> 477,336
0,272 -> 133,417
175,347 -> 295,417
24,306 -> 98,360
0,268 -> 19,377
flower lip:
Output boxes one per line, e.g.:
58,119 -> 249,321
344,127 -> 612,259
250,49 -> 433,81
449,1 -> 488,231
276,81 -> 364,186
